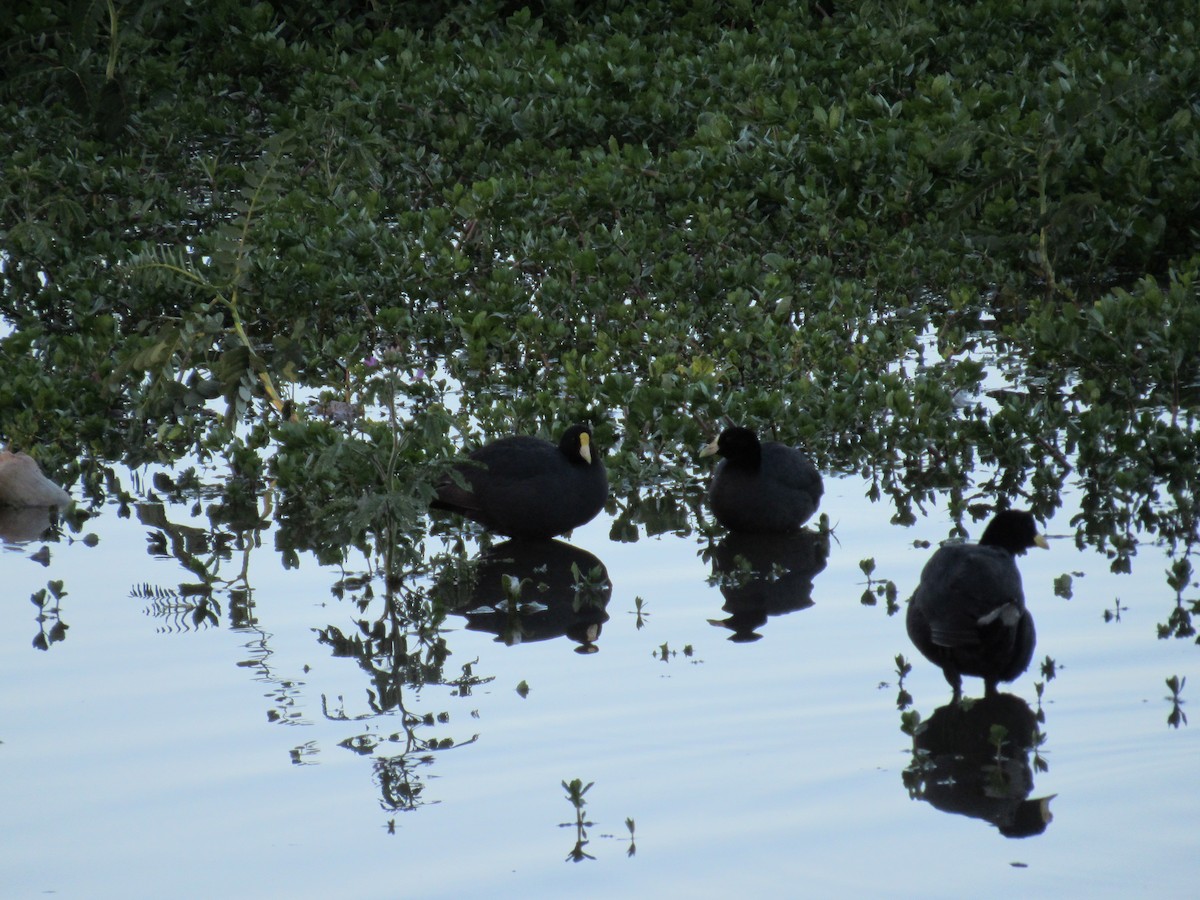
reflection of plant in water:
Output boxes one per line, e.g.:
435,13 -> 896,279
558,779 -> 637,861
500,573 -> 534,609
132,477 -> 318,728
1159,557 -> 1199,642
1053,573 -> 1075,599
268,354 -> 479,808
30,580 -> 68,650
1102,597 -> 1129,624
1164,676 -> 1187,729
630,596 -> 650,630
858,557 -> 899,613
606,466 -> 707,543
656,642 -> 695,663
571,561 -> 610,611
561,779 -> 595,863
707,551 -> 758,591
317,563 -> 490,817
132,583 -> 220,632
136,487 -> 269,632
894,654 -> 914,711
1030,726 -> 1050,775
981,718 -> 1049,794
1036,654 -> 1060,720
317,582 -> 449,709
985,724 -> 1014,787
1026,661 -> 1054,774
289,741 -> 319,766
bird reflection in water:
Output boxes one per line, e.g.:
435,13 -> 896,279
903,692 -> 1054,838
0,449 -> 72,543
436,539 -> 611,654
705,528 -> 830,642
0,505 -> 60,544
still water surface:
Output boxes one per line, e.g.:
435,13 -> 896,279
2,460 -> 1196,899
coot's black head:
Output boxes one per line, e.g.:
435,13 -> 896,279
700,426 -> 762,468
559,423 -> 598,466
979,509 -> 1049,555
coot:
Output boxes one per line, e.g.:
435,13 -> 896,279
699,426 -> 822,533
906,510 -> 1049,699
432,424 -> 607,539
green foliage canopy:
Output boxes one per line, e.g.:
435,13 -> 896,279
1,0 -> 1198,572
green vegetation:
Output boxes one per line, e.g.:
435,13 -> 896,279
1,2 -> 1198,619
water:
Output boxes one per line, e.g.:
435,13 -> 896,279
2,464 -> 1196,899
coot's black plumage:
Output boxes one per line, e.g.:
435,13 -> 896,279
432,424 -> 607,539
699,426 -> 823,533
906,510 -> 1049,699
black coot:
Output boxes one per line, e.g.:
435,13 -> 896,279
699,426 -> 823,533
906,510 -> 1049,699
432,424 -> 607,539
